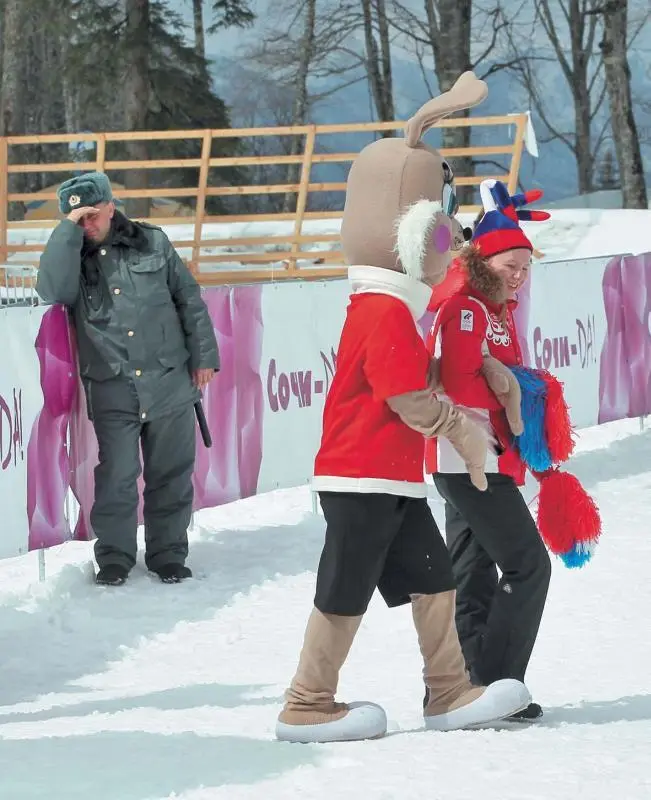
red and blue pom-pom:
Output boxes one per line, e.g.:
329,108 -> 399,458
508,367 -> 553,470
509,365 -> 601,568
534,467 -> 601,568
509,366 -> 575,468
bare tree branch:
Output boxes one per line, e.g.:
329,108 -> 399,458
309,74 -> 367,103
385,1 -> 431,46
471,8 -> 509,70
478,54 -> 552,80
535,0 -> 574,84
592,113 -> 613,158
413,39 -> 436,95
628,5 -> 651,46
589,75 -> 609,121
503,0 -> 607,192
587,54 -> 604,93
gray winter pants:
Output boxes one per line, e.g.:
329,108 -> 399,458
87,378 -> 196,572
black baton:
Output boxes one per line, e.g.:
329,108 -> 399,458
194,400 -> 212,447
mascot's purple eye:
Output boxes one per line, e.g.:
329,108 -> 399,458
433,224 -> 452,253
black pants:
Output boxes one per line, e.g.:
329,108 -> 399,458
433,473 -> 551,685
314,492 -> 456,616
88,378 -> 196,572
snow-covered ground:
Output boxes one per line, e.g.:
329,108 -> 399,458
4,204 -> 650,307
1,417 -> 651,799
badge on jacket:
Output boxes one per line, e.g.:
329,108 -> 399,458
460,309 -> 474,332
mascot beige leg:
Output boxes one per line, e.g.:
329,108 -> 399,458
276,609 -> 387,743
411,592 -> 530,730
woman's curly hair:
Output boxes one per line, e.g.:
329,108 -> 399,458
457,241 -> 505,304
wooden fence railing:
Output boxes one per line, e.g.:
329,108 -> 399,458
0,113 -> 528,285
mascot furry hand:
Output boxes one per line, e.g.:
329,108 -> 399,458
428,352 -> 523,435
509,365 -> 602,568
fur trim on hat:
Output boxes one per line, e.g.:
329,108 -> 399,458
57,171 -> 113,215
394,199 -> 443,280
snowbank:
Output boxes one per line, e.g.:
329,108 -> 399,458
3,208 -> 651,276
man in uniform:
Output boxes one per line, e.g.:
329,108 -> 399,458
36,172 -> 219,586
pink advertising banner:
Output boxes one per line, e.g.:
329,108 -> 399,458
2,252 -> 651,559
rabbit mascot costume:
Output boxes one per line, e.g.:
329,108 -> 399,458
275,72 -> 531,744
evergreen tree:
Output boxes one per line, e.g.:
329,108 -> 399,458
0,0 -> 244,216
597,149 -> 620,191
208,0 -> 255,32
190,0 -> 255,61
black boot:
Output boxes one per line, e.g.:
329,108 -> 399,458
505,702 -> 543,722
96,564 -> 129,586
153,563 -> 192,584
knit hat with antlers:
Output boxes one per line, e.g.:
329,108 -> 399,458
472,179 -> 550,258
340,71 -> 489,287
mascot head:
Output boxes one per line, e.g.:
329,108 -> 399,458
340,71 -> 489,287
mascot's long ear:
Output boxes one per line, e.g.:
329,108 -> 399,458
405,71 -> 488,148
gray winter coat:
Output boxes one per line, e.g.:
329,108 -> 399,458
36,212 -> 220,421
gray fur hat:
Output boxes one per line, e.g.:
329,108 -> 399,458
57,171 -> 113,214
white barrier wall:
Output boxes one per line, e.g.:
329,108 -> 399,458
0,306 -> 48,558
2,248 -> 650,560
524,257 -> 604,430
257,281 -> 348,492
